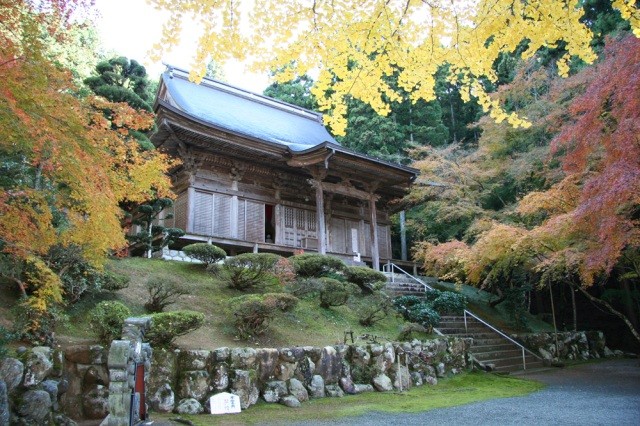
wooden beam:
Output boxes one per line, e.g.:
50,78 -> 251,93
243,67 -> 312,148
369,194 -> 380,271
316,181 -> 380,201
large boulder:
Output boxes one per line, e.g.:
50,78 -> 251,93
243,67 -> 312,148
174,398 -> 203,415
389,364 -> 411,390
0,380 -> 9,426
149,383 -> 175,413
325,384 -> 344,398
18,389 -> 52,424
82,384 -> 109,419
294,357 -> 315,386
230,370 -> 259,409
256,348 -> 279,383
64,345 -> 106,365
315,346 -> 343,384
288,378 -> 309,402
279,347 -> 305,363
339,376 -> 357,395
178,350 -> 212,371
0,357 -> 24,392
280,395 -> 301,408
372,374 -> 393,392
262,380 -> 288,403
230,348 -> 257,369
307,375 -> 325,398
41,380 -> 60,411
23,347 -> 53,387
178,370 -> 210,401
211,363 -> 229,391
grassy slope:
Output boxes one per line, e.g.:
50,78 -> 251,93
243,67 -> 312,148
61,258 -> 416,349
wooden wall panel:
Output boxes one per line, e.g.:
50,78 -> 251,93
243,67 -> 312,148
245,200 -> 264,243
330,217 -> 346,254
193,191 -> 213,235
213,194 -> 232,238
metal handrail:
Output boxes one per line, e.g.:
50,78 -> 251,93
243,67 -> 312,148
382,262 -> 434,292
463,309 -> 541,370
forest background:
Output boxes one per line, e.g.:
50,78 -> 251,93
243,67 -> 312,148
0,0 -> 639,351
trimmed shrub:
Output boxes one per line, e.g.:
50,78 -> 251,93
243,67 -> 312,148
144,278 -> 189,313
272,256 -> 296,286
230,295 -> 275,338
349,293 -> 393,326
145,310 -> 205,348
432,291 -> 467,315
182,243 -> 227,266
101,271 -> 130,292
319,278 -> 353,308
344,266 -> 387,294
89,301 -> 132,344
290,253 -> 346,278
392,295 -> 424,314
218,253 -> 282,291
286,277 -> 325,299
263,292 -> 299,312
406,305 -> 440,331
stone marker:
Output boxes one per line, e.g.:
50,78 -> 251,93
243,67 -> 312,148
209,392 -> 241,415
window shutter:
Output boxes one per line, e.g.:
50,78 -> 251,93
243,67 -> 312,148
173,192 -> 188,230
377,224 -> 390,259
213,193 -> 232,238
245,200 -> 264,242
330,217 -> 346,253
193,191 -> 213,235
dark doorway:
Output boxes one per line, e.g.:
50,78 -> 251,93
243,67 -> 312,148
265,204 -> 275,243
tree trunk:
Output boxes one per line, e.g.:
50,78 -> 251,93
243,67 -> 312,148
574,284 -> 640,345
570,285 -> 577,332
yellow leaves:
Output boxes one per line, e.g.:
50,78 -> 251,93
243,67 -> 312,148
148,0 -> 637,135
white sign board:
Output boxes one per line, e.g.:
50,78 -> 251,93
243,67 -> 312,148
209,392 -> 241,415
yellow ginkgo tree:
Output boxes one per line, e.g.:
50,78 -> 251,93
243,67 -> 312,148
149,0 -> 639,135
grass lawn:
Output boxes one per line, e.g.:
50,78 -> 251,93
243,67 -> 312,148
152,372 -> 544,425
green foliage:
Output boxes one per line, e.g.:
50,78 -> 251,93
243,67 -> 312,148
84,56 -> 154,111
89,301 -> 132,344
100,271 -> 131,292
144,278 -> 189,313
432,292 -> 467,315
349,293 -> 393,327
344,266 -> 387,294
182,243 -> 227,266
0,325 -> 14,359
263,292 -> 299,312
286,277 -> 326,299
350,363 -> 377,384
44,245 -> 129,304
290,253 -> 346,278
229,295 -> 274,338
405,305 -> 441,331
218,253 -> 283,291
263,73 -> 317,110
126,198 -> 185,257
319,278 -> 353,308
145,310 -> 205,348
229,293 -> 299,338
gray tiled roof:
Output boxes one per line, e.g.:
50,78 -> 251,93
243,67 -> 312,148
160,68 -> 339,151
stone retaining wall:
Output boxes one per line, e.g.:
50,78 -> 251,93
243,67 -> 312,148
0,336 -> 471,423
148,337 -> 472,414
512,331 -> 608,363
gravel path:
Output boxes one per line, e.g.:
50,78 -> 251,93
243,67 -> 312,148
284,358 -> 640,426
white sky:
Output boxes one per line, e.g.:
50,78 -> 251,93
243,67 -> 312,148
94,0 -> 270,93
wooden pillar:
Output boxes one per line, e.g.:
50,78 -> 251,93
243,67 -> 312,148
230,179 -> 239,238
369,195 -> 380,271
400,210 -> 408,261
186,185 -> 195,234
314,180 -> 327,254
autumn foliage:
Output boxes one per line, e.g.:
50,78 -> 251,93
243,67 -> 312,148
0,1 -> 176,339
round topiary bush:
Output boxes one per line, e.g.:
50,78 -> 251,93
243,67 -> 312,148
290,253 -> 346,278
432,291 -> 467,315
263,293 -> 299,312
319,278 -> 353,308
182,243 -> 227,266
406,304 -> 441,331
229,295 -> 275,338
89,301 -> 132,344
219,253 -> 283,290
145,310 -> 205,348
344,266 -> 387,294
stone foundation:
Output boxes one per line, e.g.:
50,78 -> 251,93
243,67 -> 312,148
512,331 -> 608,362
147,337 -> 472,413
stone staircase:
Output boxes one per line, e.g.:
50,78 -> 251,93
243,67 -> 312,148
438,315 -> 544,373
383,271 -> 437,295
